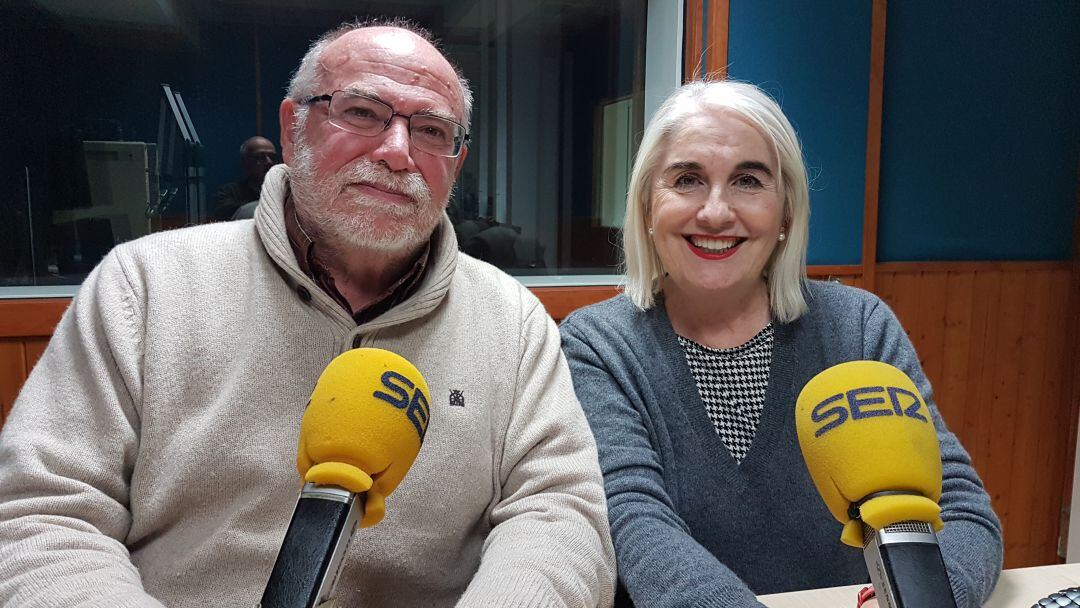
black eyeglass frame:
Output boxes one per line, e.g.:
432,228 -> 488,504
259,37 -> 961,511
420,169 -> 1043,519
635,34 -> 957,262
301,91 -> 471,158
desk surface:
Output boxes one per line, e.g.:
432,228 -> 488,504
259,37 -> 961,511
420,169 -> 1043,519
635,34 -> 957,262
758,563 -> 1080,608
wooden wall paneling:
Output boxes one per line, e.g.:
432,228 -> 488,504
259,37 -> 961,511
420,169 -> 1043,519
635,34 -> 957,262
683,0 -> 704,82
913,271 -> 948,396
1007,269 -> 1055,565
938,270 -> 975,440
0,299 -> 69,338
876,261 -> 1070,274
966,270 -> 1003,485
861,0 -> 887,292
532,286 -> 621,323
1059,170 -> 1080,560
807,264 -> 863,289
704,0 -> 729,79
1030,270 -> 1073,564
842,275 -> 864,290
1065,269 -> 1080,559
822,265 -> 1077,567
807,265 -> 863,277
23,339 -> 49,376
881,271 -> 921,340
873,270 -> 895,313
985,269 -> 1027,567
0,340 -> 27,422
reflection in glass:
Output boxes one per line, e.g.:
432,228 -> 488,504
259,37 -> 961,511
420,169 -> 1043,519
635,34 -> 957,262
0,1 -> 647,287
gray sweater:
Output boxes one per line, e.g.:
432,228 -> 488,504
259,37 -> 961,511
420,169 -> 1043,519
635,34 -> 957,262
560,281 -> 1002,608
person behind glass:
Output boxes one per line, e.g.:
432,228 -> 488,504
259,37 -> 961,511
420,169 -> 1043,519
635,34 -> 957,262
559,80 -> 1002,607
0,20 -> 614,607
211,135 -> 278,221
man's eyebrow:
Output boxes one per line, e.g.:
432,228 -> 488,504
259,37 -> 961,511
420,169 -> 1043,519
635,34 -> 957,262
417,108 -> 458,123
338,86 -> 459,122
735,160 -> 774,177
339,85 -> 381,101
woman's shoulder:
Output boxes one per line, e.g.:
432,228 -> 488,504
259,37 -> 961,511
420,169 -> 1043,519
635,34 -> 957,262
560,292 -> 648,334
559,292 -> 672,378
559,293 -> 666,356
802,279 -> 885,320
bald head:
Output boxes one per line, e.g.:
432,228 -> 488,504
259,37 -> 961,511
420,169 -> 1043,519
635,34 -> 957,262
319,27 -> 465,124
287,20 -> 472,129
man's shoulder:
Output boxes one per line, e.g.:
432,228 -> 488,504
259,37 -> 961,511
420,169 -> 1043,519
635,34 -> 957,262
452,252 -> 540,308
120,221 -> 254,254
109,221 -> 261,277
73,222 -> 266,319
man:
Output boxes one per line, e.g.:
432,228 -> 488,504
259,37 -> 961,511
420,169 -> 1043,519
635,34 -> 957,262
0,21 -> 615,607
211,135 -> 278,221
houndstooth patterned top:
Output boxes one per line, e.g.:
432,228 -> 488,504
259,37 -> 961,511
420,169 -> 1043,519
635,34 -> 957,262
678,323 -> 774,464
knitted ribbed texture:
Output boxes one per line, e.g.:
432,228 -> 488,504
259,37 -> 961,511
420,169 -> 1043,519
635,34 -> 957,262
560,283 -> 1002,608
0,165 -> 615,607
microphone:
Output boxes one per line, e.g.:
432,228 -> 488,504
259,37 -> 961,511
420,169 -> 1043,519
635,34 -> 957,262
259,348 -> 431,608
795,360 -> 957,608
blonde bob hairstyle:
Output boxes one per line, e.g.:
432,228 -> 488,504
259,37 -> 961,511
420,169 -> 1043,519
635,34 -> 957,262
621,80 -> 810,323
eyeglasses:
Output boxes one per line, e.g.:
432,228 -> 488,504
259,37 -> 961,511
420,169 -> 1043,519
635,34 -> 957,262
301,90 -> 470,158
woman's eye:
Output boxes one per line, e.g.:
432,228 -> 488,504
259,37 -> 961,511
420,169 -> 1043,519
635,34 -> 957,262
673,174 -> 702,189
734,174 -> 763,189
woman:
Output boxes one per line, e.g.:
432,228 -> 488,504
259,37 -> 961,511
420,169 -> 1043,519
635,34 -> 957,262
559,81 -> 1002,607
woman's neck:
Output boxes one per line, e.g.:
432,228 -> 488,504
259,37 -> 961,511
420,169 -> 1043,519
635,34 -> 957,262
664,279 -> 772,349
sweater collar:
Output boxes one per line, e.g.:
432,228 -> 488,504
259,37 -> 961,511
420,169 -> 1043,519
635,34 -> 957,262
281,194 -> 430,324
255,164 -> 457,330
643,293 -> 805,481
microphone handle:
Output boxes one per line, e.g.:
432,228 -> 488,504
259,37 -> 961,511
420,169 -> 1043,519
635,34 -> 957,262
260,483 -> 364,608
862,521 -> 958,608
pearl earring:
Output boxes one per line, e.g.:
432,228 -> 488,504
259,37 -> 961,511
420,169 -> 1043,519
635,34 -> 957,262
648,228 -> 654,236
778,233 -> 786,242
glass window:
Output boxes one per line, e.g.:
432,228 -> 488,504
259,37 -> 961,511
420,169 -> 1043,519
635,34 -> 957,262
0,0 -> 680,293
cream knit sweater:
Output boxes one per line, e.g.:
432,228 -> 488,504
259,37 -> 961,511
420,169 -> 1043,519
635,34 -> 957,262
0,166 -> 615,608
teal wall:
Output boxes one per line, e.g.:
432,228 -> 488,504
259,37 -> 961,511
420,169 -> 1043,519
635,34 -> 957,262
717,0 -> 1079,265
878,1 -> 1080,262
727,0 -> 871,265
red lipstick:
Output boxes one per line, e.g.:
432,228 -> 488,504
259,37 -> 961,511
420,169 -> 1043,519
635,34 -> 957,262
685,237 -> 743,260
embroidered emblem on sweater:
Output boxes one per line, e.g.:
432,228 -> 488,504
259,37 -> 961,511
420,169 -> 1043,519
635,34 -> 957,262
449,389 -> 466,408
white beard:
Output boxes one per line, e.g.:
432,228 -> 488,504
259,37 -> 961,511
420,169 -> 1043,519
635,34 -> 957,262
289,133 -> 446,253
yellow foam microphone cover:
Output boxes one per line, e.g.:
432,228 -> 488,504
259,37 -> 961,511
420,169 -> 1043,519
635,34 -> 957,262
296,348 -> 431,528
795,360 -> 944,547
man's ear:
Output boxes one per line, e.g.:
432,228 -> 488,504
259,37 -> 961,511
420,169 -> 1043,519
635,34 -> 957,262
279,99 -> 298,165
453,145 -> 469,178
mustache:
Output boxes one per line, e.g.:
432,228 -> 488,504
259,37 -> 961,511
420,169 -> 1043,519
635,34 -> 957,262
290,132 -> 433,205
336,158 -> 432,204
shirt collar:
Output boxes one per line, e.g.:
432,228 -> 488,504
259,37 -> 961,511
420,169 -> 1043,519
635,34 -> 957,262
283,192 -> 431,325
